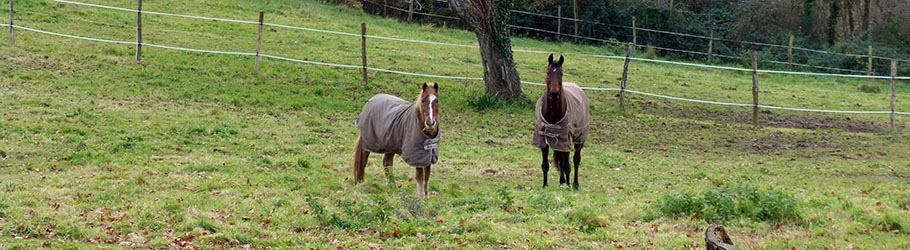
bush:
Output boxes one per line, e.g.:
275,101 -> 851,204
653,182 -> 802,224
875,212 -> 907,233
643,45 -> 659,60
656,192 -> 703,217
467,91 -> 508,111
858,83 -> 881,94
497,186 -> 514,212
566,207 -> 608,233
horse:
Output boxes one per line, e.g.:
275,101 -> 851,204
532,54 -> 590,190
353,82 -> 440,198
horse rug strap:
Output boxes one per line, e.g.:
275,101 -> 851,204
531,82 -> 590,152
356,94 -> 440,167
423,137 -> 439,164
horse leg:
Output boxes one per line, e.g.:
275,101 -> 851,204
415,167 -> 426,198
422,165 -> 432,198
572,143 -> 584,191
557,151 -> 569,186
352,136 -> 370,183
382,153 -> 395,185
540,147 -> 550,187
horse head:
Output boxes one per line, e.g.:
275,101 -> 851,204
418,82 -> 439,138
546,54 -> 565,102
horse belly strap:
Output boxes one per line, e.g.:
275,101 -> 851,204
531,82 -> 590,152
358,94 -> 440,167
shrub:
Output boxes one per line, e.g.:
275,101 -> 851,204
643,45 -> 659,60
858,83 -> 881,93
497,186 -> 514,212
566,207 -> 608,233
653,182 -> 802,224
467,92 -> 508,111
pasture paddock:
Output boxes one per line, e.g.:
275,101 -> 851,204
1,0 -> 909,248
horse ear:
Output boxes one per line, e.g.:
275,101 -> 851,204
422,82 -> 428,91
433,83 -> 438,91
548,54 -> 554,65
558,55 -> 565,65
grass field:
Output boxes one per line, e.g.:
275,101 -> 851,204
1,0 -> 909,248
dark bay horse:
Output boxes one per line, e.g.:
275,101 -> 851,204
353,82 -> 440,198
532,54 -> 590,190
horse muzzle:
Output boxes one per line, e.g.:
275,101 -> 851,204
548,91 -> 560,101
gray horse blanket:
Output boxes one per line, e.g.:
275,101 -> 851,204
532,82 -> 590,152
356,94 -> 439,167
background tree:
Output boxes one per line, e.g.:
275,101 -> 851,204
448,0 -> 524,100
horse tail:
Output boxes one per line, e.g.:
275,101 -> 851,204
353,136 -> 368,183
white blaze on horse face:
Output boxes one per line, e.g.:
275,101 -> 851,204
427,94 -> 437,127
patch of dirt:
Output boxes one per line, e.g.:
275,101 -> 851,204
637,100 -> 893,133
741,131 -> 841,154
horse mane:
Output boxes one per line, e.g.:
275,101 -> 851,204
414,88 -> 425,112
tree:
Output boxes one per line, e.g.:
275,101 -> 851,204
448,0 -> 524,100
828,0 -> 841,45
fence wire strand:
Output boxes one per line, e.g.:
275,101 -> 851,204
9,9 -> 910,114
54,0 -> 909,78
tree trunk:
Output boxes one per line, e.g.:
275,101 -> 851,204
828,0 -> 841,44
802,0 -> 818,43
862,0 -> 870,33
448,0 -> 524,100
846,0 -> 854,37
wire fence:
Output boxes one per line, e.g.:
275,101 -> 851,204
362,0 -> 910,75
505,2 -> 910,63
4,1 -> 910,121
47,0 -> 901,79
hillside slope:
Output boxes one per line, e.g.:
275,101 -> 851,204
1,0 -> 908,248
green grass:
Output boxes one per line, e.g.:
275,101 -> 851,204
1,0 -> 909,248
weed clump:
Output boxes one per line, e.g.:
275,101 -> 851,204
566,207 -> 608,233
857,83 -> 881,94
467,92 -> 509,111
652,182 -> 802,224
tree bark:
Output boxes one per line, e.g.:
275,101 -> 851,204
862,0 -> 870,33
846,0 -> 854,37
448,0 -> 524,99
802,0 -> 818,43
828,0 -> 841,44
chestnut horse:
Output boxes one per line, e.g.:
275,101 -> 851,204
353,83 -> 440,198
532,54 -> 590,190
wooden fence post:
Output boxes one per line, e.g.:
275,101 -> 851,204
382,0 -> 387,16
787,33 -> 794,70
136,0 -> 142,62
867,45 -> 873,76
631,16 -> 637,46
407,0 -> 414,22
891,59 -> 897,131
255,11 -> 264,74
573,0 -> 578,43
361,23 -> 368,86
557,6 -> 561,41
620,43 -> 633,109
752,52 -> 760,127
707,30 -> 714,62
